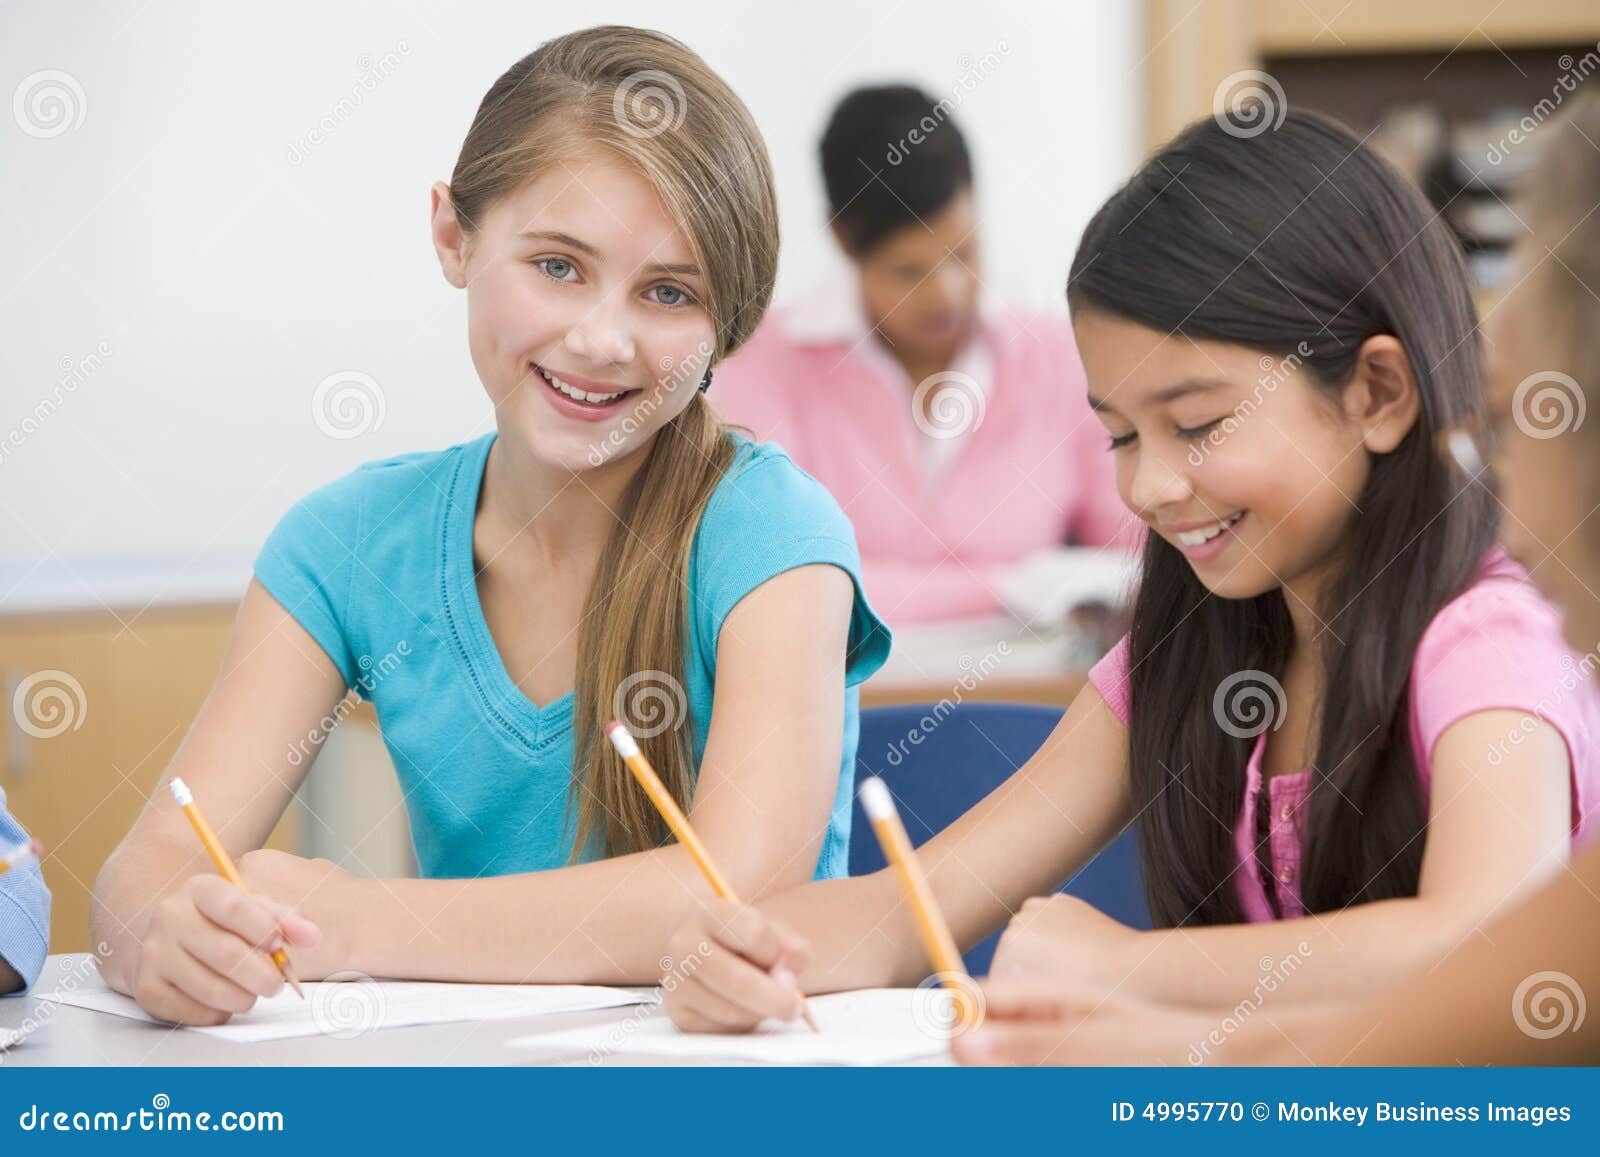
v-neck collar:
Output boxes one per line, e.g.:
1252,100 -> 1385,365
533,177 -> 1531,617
440,431 -> 574,751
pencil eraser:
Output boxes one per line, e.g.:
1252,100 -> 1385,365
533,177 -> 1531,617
857,776 -> 894,820
605,721 -> 640,759
167,777 -> 193,806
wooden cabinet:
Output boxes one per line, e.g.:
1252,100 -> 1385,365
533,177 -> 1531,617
1143,0 -> 1600,150
0,604 -> 298,954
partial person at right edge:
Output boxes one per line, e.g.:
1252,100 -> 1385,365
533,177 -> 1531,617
0,786 -> 49,997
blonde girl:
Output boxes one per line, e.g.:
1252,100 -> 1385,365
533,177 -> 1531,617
93,25 -> 889,1025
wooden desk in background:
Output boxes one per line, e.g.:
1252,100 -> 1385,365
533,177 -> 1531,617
860,673 -> 1086,710
859,614 -> 1091,711
0,600 -> 298,956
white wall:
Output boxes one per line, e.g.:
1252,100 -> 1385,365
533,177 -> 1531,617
0,0 -> 1139,579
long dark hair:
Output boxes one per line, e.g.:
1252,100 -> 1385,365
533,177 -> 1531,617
1068,109 -> 1497,927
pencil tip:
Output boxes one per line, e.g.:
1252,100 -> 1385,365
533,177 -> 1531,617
801,1004 -> 820,1033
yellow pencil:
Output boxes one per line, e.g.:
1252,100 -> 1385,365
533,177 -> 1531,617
167,777 -> 304,999
0,838 -> 42,878
857,776 -> 979,1029
605,720 -> 820,1032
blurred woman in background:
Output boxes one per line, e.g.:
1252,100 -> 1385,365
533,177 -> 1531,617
715,85 -> 1133,629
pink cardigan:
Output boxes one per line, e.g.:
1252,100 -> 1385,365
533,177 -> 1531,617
713,295 -> 1136,625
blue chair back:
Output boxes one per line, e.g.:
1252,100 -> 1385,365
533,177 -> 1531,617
850,701 -> 1149,974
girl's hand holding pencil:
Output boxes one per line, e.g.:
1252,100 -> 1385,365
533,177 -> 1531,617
661,896 -> 816,1034
662,775 -> 986,1037
130,863 -> 323,1027
605,721 -> 818,1034
120,778 -> 324,1027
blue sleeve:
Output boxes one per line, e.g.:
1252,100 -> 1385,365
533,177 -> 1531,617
691,443 -> 892,687
252,471 -> 365,691
0,790 -> 49,996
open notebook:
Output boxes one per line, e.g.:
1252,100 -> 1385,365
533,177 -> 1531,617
38,968 -> 650,1043
509,987 -> 958,1065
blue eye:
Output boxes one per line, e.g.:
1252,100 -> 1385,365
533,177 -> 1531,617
649,283 -> 692,308
536,257 -> 578,281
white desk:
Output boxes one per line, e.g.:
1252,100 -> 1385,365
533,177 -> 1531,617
0,957 -> 949,1067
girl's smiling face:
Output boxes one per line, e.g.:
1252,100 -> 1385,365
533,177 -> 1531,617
1075,310 -> 1416,603
432,148 -> 717,472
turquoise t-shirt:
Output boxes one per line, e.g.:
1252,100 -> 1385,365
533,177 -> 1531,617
254,432 -> 891,881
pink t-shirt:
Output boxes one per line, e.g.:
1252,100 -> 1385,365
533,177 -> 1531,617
1088,546 -> 1600,921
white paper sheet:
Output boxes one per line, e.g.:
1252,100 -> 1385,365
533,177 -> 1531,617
39,970 -> 650,1042
509,988 -> 957,1065
993,546 -> 1139,628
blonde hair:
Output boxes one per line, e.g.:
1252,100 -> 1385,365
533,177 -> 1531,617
447,26 -> 780,857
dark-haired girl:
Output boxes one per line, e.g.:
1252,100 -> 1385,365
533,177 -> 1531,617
714,84 -> 1133,627
957,93 -> 1600,1066
658,108 -> 1600,1032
